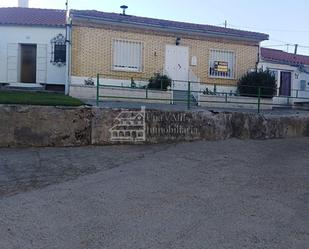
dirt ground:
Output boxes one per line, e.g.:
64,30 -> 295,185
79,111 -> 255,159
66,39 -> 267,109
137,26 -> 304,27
0,138 -> 308,249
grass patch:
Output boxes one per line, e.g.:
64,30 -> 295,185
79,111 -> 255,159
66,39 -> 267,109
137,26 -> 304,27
0,91 -> 84,106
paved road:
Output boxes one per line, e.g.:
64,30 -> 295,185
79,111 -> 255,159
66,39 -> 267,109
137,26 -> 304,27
0,139 -> 308,249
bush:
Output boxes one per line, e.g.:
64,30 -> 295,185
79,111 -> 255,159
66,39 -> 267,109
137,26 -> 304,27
237,70 -> 277,98
147,73 -> 172,90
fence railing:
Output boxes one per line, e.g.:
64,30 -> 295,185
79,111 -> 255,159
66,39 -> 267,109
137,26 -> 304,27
95,74 -> 309,113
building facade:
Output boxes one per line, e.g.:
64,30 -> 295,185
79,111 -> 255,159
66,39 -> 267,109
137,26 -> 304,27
0,8 -> 67,91
259,48 -> 309,101
70,10 -> 268,94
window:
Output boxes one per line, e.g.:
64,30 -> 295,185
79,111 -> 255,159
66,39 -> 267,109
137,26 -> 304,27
54,44 -> 66,63
269,69 -> 279,83
50,34 -> 66,66
209,49 -> 235,79
113,39 -> 143,72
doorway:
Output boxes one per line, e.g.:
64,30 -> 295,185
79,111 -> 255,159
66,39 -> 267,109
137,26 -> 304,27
280,71 -> 291,96
20,44 -> 37,83
165,45 -> 189,90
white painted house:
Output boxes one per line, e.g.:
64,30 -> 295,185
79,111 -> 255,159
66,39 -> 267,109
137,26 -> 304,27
259,48 -> 309,103
0,5 -> 67,91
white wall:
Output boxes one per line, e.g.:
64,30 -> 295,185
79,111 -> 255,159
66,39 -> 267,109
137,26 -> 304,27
0,25 -> 66,85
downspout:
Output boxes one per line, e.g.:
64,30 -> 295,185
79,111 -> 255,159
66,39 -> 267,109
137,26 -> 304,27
64,2 -> 71,95
256,42 -> 261,71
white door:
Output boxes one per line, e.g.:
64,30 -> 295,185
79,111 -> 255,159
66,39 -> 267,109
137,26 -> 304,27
165,45 -> 189,90
36,44 -> 47,84
7,43 -> 19,83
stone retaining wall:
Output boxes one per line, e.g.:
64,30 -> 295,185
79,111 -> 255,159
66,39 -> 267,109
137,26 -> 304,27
0,105 -> 308,147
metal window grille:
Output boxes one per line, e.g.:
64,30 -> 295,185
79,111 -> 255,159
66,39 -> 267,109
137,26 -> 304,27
209,49 -> 235,78
113,39 -> 143,72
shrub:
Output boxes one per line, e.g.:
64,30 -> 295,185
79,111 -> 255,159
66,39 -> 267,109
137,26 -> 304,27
237,70 -> 277,98
147,73 -> 172,90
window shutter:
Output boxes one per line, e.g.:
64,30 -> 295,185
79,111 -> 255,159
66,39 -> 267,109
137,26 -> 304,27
113,39 -> 143,72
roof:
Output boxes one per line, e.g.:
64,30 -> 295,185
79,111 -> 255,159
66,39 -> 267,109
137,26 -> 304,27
0,7 -> 66,27
71,10 -> 269,42
261,47 -> 309,66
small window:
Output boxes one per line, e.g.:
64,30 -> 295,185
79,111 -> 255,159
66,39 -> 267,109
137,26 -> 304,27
209,49 -> 235,79
50,33 -> 66,66
269,69 -> 279,83
113,39 -> 143,72
54,44 -> 66,63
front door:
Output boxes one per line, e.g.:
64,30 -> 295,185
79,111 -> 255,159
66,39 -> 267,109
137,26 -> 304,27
20,44 -> 37,83
280,71 -> 291,96
165,45 -> 189,90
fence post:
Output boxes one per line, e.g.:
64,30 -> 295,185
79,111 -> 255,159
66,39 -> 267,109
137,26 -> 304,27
146,86 -> 148,99
225,93 -> 228,103
96,73 -> 100,107
160,79 -> 163,90
257,87 -> 261,114
187,81 -> 191,110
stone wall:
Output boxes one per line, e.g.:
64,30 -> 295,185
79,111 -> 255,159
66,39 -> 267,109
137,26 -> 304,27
0,105 -> 92,147
0,105 -> 309,147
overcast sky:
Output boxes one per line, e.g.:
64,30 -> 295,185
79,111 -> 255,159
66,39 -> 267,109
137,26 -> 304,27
1,0 -> 309,55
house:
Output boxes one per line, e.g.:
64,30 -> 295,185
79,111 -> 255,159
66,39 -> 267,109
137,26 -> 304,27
259,47 -> 309,101
0,3 -> 68,92
69,8 -> 269,99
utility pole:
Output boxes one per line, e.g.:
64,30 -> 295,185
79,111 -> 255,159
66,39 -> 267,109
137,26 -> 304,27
294,44 -> 298,54
224,20 -> 227,28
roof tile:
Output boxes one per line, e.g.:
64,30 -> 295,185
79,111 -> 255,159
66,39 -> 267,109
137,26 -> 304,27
0,7 -> 65,27
71,10 -> 269,41
261,47 -> 309,66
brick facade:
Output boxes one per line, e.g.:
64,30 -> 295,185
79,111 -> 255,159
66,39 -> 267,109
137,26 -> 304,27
71,23 -> 259,86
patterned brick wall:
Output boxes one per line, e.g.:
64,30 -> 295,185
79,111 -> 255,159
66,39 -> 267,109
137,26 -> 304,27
71,23 -> 259,86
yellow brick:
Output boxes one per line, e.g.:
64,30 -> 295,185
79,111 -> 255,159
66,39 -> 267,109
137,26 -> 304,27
71,24 -> 259,86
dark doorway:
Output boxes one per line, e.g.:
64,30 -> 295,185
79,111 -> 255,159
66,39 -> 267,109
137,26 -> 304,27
20,44 -> 37,83
280,71 -> 291,96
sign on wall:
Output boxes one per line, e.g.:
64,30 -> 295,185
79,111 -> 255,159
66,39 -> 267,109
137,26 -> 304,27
214,61 -> 229,73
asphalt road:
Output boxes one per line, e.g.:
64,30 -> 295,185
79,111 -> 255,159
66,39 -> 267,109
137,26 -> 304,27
0,138 -> 308,249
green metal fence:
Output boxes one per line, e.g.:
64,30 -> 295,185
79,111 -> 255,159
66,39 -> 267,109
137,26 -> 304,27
95,73 -> 309,113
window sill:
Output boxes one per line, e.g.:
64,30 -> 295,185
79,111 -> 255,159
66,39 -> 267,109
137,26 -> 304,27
112,67 -> 143,73
209,75 -> 236,80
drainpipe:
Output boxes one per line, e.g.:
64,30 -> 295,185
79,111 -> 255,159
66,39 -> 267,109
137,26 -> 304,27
64,0 -> 71,95
256,42 -> 261,71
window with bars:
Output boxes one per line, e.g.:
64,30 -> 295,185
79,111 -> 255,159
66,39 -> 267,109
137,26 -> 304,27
112,39 -> 143,72
54,44 -> 66,63
209,49 -> 235,79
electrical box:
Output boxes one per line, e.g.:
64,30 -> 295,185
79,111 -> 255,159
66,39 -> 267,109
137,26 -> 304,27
191,56 -> 197,66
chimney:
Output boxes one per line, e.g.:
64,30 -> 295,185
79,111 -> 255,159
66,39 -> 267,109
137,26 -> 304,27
18,0 -> 29,8
120,5 -> 128,15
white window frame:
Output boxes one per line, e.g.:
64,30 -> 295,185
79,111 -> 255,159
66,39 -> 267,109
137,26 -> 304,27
209,49 -> 236,79
112,39 -> 144,73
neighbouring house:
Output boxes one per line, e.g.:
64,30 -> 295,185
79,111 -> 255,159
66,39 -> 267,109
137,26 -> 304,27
69,8 -> 269,100
0,4 -> 68,92
259,47 -> 309,103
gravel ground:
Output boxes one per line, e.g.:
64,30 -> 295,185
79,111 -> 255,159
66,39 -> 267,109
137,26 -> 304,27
0,138 -> 308,249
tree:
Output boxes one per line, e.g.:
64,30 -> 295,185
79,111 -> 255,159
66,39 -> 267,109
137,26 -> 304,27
237,70 -> 277,98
